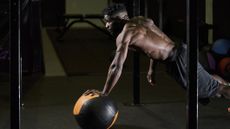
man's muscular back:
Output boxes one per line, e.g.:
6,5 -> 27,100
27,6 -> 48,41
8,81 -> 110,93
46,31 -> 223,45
116,16 -> 175,60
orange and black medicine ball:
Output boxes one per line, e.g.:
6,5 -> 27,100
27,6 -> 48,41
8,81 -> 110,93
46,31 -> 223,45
73,93 -> 119,129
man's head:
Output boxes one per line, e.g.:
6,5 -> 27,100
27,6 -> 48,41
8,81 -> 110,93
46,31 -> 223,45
102,3 -> 129,37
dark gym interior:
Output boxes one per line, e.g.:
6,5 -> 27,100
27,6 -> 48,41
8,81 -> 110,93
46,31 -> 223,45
1,0 -> 230,129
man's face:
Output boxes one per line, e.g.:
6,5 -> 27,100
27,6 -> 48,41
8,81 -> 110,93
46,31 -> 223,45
104,11 -> 129,37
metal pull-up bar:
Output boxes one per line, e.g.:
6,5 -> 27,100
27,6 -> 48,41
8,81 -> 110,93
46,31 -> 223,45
9,0 -> 199,128
130,0 -> 199,128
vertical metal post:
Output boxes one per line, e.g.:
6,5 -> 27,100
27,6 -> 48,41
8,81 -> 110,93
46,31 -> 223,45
144,0 -> 148,17
132,0 -> 141,105
158,0 -> 163,29
10,0 -> 22,129
186,0 -> 198,129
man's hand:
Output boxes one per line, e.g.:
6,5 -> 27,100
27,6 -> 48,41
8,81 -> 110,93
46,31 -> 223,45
147,59 -> 156,86
83,89 -> 103,96
147,70 -> 156,86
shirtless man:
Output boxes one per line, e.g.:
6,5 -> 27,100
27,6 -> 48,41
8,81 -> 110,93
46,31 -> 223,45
85,4 -> 230,100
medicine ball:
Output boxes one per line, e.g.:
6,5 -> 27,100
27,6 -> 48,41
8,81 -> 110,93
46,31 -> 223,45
218,57 -> 230,80
212,38 -> 230,56
73,93 -> 119,129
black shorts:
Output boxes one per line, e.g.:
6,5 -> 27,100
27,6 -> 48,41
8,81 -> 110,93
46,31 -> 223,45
164,43 -> 219,98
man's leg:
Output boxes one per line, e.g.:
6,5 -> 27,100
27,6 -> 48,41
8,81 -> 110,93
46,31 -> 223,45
197,63 -> 220,98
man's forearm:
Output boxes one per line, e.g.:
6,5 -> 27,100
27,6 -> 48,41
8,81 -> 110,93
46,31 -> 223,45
147,59 -> 158,85
102,65 -> 123,95
149,59 -> 154,71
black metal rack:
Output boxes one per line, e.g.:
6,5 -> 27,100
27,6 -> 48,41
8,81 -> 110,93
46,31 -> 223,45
57,14 -> 111,40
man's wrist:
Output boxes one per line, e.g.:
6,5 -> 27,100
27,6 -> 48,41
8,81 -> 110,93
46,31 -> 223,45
101,89 -> 108,96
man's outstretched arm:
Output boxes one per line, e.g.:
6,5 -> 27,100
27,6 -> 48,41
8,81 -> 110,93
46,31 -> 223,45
102,41 -> 129,96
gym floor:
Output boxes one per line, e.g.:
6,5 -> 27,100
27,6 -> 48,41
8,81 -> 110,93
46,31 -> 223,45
0,28 -> 229,129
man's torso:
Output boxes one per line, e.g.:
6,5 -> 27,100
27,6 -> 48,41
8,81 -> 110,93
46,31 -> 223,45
116,16 -> 174,60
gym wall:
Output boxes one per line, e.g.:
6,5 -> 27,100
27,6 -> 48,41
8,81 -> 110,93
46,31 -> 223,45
41,0 -> 107,27
41,0 -> 65,27
213,0 -> 230,40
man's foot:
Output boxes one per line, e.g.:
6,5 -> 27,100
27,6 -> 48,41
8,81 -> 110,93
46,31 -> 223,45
219,84 -> 230,100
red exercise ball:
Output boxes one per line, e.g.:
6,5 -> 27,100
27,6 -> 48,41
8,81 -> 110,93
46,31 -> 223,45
218,57 -> 230,80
